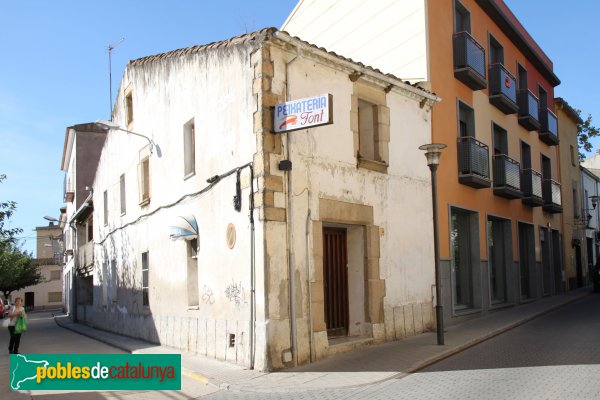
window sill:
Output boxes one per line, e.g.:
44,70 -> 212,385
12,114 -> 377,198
183,171 -> 196,181
187,305 -> 199,311
357,158 -> 388,174
139,198 -> 150,207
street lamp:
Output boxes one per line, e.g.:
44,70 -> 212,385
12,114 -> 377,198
581,195 -> 600,228
94,119 -> 161,157
419,143 -> 447,345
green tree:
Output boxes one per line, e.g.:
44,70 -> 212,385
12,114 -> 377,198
0,174 -> 22,249
577,112 -> 600,161
0,243 -> 42,300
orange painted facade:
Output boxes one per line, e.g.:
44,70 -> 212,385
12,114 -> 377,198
426,0 -> 561,262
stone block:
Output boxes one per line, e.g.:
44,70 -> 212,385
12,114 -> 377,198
413,304 -> 424,334
198,319 -> 207,355
207,320 -> 216,358
254,191 -> 274,208
383,305 -> 395,340
253,77 -> 271,93
253,152 -> 269,176
421,302 -> 434,331
311,301 -> 326,332
262,92 -> 280,107
377,122 -> 390,142
366,257 -> 380,280
310,281 -> 324,303
403,305 -> 415,336
189,318 -> 198,353
378,105 -> 390,126
372,323 -> 386,341
261,207 -> 286,222
367,279 -> 385,323
260,175 -> 284,192
274,192 -> 286,208
262,132 -> 281,154
312,221 -> 323,258
393,306 -> 406,339
319,198 -> 373,225
366,225 -> 380,258
313,331 -> 329,361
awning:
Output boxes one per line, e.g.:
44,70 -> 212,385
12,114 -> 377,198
169,215 -> 198,241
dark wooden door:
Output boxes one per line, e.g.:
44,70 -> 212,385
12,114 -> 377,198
323,227 -> 349,337
25,292 -> 34,311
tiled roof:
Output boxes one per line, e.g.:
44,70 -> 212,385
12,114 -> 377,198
128,27 -> 435,97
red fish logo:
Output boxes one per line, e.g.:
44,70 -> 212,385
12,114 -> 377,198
279,115 -> 297,130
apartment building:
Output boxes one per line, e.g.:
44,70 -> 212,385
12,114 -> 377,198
283,0 -> 563,323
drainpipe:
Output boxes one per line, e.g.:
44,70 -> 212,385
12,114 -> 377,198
248,164 -> 256,369
305,207 -> 314,362
284,47 -> 302,366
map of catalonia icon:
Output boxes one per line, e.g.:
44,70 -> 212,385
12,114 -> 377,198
10,354 -> 50,390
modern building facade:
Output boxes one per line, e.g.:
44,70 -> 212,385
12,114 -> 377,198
86,28 -> 439,371
11,224 -> 63,310
283,0 -> 563,324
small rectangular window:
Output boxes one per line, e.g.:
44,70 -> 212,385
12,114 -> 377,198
458,101 -> 475,138
570,145 -> 576,166
573,185 -> 580,219
139,157 -> 150,206
358,99 -> 378,161
126,91 -> 133,126
489,34 -> 504,65
48,292 -> 62,303
50,270 -> 61,281
455,1 -> 471,33
103,190 -> 108,226
142,251 -> 149,306
120,174 -> 126,215
183,119 -> 196,178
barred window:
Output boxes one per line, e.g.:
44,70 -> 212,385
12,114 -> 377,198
48,292 -> 62,303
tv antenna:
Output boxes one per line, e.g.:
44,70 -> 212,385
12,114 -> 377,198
107,37 -> 125,121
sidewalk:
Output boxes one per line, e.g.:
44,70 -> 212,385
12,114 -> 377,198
54,288 -> 592,393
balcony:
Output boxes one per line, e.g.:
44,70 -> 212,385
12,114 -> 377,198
488,64 -> 518,114
539,108 -> 559,145
453,31 -> 487,90
542,179 -> 563,213
63,174 -> 74,203
493,154 -> 522,199
518,89 -> 541,131
521,169 -> 544,207
458,136 -> 491,188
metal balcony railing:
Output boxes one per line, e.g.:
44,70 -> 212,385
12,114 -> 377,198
539,108 -> 559,145
518,89 -> 541,131
458,136 -> 491,188
521,169 -> 543,207
488,63 -> 518,114
453,31 -> 487,90
542,179 -> 562,213
493,154 -> 521,195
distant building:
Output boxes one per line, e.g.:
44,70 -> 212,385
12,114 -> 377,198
11,223 -> 63,310
87,28 -> 438,371
555,98 -> 585,289
60,123 -> 106,320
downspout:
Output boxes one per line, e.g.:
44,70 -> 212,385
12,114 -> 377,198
248,164 -> 256,369
306,207 -> 314,362
284,46 -> 302,366
67,191 -> 92,323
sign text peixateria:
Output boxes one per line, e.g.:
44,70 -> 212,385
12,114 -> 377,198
274,94 -> 333,133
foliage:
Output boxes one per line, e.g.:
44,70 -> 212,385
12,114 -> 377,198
0,243 -> 42,300
0,174 -> 23,249
577,111 -> 600,161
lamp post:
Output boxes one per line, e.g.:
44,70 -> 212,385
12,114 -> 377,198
419,143 -> 447,345
94,120 -> 160,156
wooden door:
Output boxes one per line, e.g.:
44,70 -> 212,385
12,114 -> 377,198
323,227 -> 349,337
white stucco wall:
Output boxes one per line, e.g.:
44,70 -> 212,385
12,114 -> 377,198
282,0 -> 428,81
92,43 -> 264,368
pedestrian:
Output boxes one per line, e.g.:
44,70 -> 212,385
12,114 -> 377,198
7,297 -> 26,354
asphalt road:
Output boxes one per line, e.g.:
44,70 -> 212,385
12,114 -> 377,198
0,311 -> 218,399
3,294 -> 600,399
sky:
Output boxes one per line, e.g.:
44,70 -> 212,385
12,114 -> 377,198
1,0 -> 599,255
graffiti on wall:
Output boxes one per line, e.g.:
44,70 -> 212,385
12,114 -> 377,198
224,281 -> 246,308
202,285 -> 215,305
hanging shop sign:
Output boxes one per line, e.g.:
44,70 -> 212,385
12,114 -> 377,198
274,93 -> 333,133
